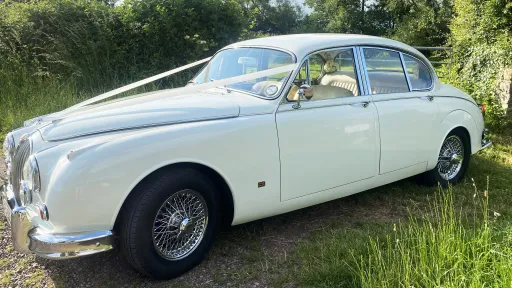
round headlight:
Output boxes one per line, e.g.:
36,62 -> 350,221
265,85 -> 279,97
20,155 -> 40,206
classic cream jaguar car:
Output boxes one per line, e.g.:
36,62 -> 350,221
2,34 -> 491,279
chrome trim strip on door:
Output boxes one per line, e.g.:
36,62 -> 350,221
399,52 -> 412,92
278,96 -> 373,112
371,95 -> 432,103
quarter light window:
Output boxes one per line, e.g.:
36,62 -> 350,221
363,48 -> 409,95
403,54 -> 432,90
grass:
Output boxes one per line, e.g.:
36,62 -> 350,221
290,130 -> 512,287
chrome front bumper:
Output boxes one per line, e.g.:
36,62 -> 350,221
1,184 -> 115,259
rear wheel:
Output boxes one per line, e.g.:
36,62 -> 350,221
420,129 -> 471,187
119,168 -> 218,280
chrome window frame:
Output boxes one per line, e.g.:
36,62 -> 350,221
400,53 -> 434,91
281,46 -> 366,103
359,46 -> 435,95
191,46 -> 297,100
399,52 -> 413,91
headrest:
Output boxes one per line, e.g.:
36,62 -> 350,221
324,60 -> 337,74
323,54 -> 337,74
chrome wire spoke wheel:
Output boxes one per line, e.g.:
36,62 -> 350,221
437,135 -> 465,181
152,189 -> 208,260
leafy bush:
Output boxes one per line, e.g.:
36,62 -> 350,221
0,0 -> 244,89
0,0 -> 245,136
443,0 -> 512,131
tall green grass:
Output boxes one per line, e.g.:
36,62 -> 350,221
354,183 -> 512,287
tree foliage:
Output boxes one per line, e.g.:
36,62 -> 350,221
0,0 -> 245,91
238,0 -> 304,35
0,0 -> 510,129
303,0 -> 453,46
444,0 -> 512,129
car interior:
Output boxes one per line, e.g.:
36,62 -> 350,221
284,48 -> 431,102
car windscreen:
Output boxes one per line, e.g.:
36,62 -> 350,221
191,48 -> 295,99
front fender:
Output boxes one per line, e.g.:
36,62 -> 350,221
35,115 -> 281,233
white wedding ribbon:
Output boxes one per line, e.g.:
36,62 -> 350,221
27,59 -> 298,125
64,57 -> 213,112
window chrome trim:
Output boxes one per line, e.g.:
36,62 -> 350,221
280,56 -> 309,104
399,52 -> 413,92
306,57 -> 311,85
352,47 -> 366,96
358,47 -> 372,95
359,46 -> 436,96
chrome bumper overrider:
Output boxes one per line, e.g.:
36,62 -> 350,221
480,140 -> 492,151
1,184 -> 114,259
480,129 -> 492,152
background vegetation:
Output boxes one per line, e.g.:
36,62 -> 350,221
0,1 -> 511,287
1,0 -> 511,135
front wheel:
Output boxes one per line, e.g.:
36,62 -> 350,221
119,168 -> 219,280
420,129 -> 471,187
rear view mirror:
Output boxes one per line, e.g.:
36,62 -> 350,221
238,57 -> 258,66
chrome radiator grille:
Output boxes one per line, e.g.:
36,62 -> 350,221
10,139 -> 31,199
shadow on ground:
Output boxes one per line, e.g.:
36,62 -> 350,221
21,153 -> 512,287
37,177 -> 424,288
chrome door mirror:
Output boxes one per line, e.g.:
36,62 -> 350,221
292,84 -> 311,109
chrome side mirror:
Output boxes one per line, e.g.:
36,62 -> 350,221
292,84 -> 311,109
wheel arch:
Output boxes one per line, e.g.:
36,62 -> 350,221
113,162 -> 235,233
426,109 -> 478,170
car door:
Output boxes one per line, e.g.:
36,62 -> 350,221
360,47 -> 439,174
276,47 -> 379,201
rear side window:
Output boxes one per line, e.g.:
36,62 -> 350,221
363,48 -> 409,95
403,54 -> 432,90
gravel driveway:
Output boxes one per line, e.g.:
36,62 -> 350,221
0,154 -> 407,287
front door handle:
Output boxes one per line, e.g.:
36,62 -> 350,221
420,96 -> 434,102
350,101 -> 370,108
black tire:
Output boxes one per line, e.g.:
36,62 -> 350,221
419,128 -> 471,187
119,168 -> 219,280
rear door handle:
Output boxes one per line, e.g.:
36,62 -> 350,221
350,101 -> 370,108
420,96 -> 434,102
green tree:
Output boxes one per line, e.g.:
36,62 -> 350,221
238,0 -> 305,35
303,0 -> 452,46
385,0 -> 453,46
444,0 -> 512,129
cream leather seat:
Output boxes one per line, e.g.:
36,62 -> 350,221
320,73 -> 358,96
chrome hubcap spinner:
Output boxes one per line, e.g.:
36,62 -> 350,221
437,135 -> 464,180
152,189 -> 208,260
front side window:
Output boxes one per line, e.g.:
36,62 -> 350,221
192,48 -> 294,98
287,48 -> 360,102
403,54 -> 432,90
363,48 -> 409,94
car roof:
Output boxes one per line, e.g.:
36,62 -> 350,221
226,33 -> 426,63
